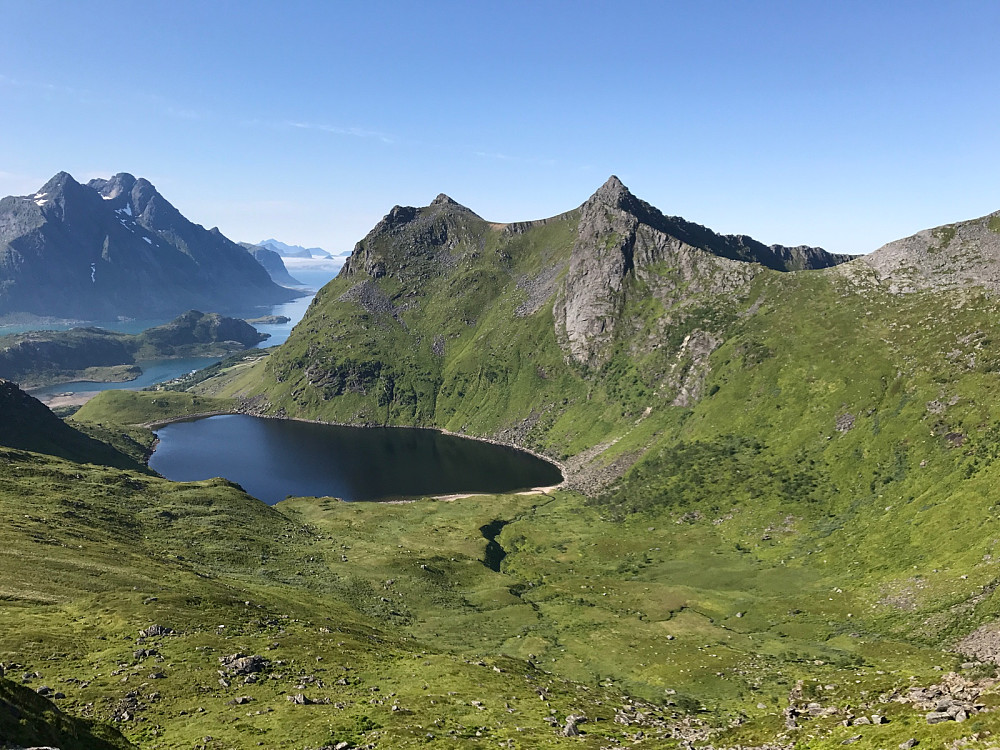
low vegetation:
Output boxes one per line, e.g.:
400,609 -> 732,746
8,183 -> 1000,748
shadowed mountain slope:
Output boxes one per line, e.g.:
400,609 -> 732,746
0,172 -> 302,320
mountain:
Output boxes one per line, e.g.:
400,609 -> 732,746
239,242 -> 304,286
245,175 -> 854,423
0,172 -> 303,320
257,237 -> 332,258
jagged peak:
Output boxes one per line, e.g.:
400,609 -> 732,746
586,174 -> 644,215
89,172 -> 138,200
38,171 -> 82,195
428,193 -> 480,217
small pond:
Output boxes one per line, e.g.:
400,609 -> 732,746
149,414 -> 562,504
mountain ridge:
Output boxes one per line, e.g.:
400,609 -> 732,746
256,237 -> 332,259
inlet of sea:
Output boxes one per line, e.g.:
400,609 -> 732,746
20,260 -> 341,404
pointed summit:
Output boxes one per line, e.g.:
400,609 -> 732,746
589,175 -> 640,213
427,192 -> 479,217
599,174 -> 627,195
38,171 -> 82,196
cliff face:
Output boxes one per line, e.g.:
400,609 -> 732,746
553,177 -> 760,366
0,172 -> 303,320
543,176 -> 850,366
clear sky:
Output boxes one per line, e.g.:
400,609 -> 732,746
2,1 -> 998,255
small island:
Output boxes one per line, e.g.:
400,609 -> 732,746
0,311 -> 268,388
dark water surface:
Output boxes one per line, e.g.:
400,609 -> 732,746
149,414 -> 562,504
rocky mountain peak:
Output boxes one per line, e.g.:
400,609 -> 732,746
0,170 -> 300,319
89,172 -> 138,201
428,193 -> 479,217
588,175 -> 640,213
39,171 -> 79,194
35,171 -> 89,207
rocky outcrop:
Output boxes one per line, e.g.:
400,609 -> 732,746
340,194 -> 486,283
0,172 -> 302,320
858,212 -> 1000,293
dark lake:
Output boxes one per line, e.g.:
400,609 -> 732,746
149,414 -> 563,504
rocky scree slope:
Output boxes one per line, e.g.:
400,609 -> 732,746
856,209 -> 1000,293
0,172 -> 301,320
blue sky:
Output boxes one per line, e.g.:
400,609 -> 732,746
1,1 -> 998,255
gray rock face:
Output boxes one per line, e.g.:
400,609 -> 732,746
138,624 -> 174,638
553,176 -> 825,367
857,212 -> 1000,293
0,172 -> 302,320
562,713 -> 587,736
219,653 -> 269,676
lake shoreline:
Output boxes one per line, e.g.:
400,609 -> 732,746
144,409 -> 568,499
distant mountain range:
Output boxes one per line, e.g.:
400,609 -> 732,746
0,172 -> 304,321
239,242 -> 304,287
255,238 -> 333,259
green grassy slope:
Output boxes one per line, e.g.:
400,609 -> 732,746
23,182 -> 1000,748
0,446 -> 702,749
0,379 -> 148,471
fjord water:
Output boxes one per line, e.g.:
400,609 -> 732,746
25,261 -> 342,400
149,414 -> 562,503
